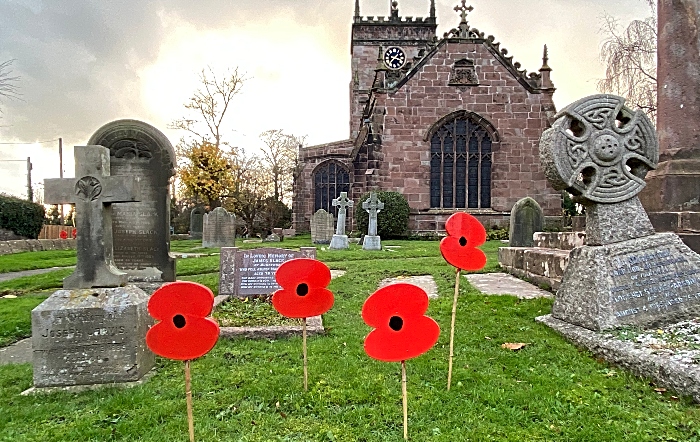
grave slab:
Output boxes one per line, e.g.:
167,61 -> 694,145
465,273 -> 553,299
378,275 -> 438,299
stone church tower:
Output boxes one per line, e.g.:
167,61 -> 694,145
293,0 -> 561,233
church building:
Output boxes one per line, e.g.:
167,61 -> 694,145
292,0 -> 562,233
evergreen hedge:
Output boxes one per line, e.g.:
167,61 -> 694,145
355,191 -> 410,239
0,194 -> 45,239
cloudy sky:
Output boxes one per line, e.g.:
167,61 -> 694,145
0,0 -> 652,199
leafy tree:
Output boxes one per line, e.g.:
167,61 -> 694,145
45,205 -> 61,225
177,140 -> 236,208
597,4 -> 657,120
259,130 -> 305,203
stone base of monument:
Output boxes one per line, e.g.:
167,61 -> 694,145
536,314 -> 700,403
30,286 -> 155,389
551,232 -> 700,331
329,234 -> 349,250
362,235 -> 381,250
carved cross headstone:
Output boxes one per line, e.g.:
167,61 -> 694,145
332,192 -> 353,236
362,192 -> 384,237
538,94 -> 700,331
44,145 -> 140,289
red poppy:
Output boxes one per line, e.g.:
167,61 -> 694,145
59,230 -> 68,239
439,212 -> 487,271
146,281 -> 220,361
272,258 -> 334,318
71,228 -> 77,239
362,283 -> 440,362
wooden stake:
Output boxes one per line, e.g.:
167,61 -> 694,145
447,268 -> 461,391
303,318 -> 308,392
401,360 -> 408,440
185,360 -> 195,442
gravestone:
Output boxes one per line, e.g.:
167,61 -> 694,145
44,145 -> 140,289
329,192 -> 353,250
88,120 -> 176,283
33,145 -> 154,389
539,94 -> 700,331
202,207 -> 236,248
219,247 -> 316,297
189,206 -> 204,240
362,192 -> 384,251
310,209 -> 334,244
509,197 -> 543,247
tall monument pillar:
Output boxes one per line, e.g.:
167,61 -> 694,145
639,0 -> 700,250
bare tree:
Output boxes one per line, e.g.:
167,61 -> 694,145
0,59 -> 21,113
170,66 -> 246,150
259,129 -> 306,203
597,6 -> 657,120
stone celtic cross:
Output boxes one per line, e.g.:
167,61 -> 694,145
332,192 -> 354,235
44,145 -> 140,289
362,192 -> 385,236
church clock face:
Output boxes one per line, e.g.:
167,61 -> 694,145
384,47 -> 406,70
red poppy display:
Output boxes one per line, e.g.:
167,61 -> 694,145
272,258 -> 334,318
439,212 -> 487,271
71,228 -> 77,239
362,283 -> 440,362
59,230 -> 68,239
146,281 -> 220,361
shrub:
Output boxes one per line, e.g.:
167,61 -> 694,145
355,191 -> 410,239
0,194 -> 45,238
486,227 -> 509,241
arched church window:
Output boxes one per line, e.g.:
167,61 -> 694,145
430,114 -> 494,209
313,161 -> 351,213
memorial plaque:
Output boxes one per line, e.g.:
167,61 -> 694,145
219,247 -> 316,297
31,286 -> 155,387
88,120 -> 176,282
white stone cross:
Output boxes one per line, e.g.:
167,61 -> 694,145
332,192 -> 354,235
44,145 -> 140,289
362,192 -> 384,236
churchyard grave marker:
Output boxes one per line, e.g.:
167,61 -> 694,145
88,119 -> 176,283
362,192 -> 384,250
219,247 -> 316,297
329,192 -> 353,250
189,206 -> 204,239
539,94 -> 700,331
310,209 -> 334,244
202,207 -> 236,248
509,197 -> 543,247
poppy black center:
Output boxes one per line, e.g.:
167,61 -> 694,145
389,316 -> 403,331
173,314 -> 186,329
459,236 -> 467,247
296,283 -> 309,297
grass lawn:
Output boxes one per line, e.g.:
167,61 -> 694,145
0,238 -> 698,441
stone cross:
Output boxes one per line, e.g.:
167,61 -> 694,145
44,145 -> 140,289
362,192 -> 384,236
332,192 -> 354,235
454,0 -> 473,23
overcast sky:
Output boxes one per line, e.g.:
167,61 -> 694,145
0,0 -> 652,199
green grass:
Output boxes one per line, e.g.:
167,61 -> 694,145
213,296 -> 301,327
0,295 -> 47,347
1,239 -> 699,441
0,250 -> 76,273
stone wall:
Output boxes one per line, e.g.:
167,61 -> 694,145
0,239 -> 76,255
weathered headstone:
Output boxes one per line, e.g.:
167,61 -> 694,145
264,233 -> 281,242
538,94 -> 700,331
189,206 -> 204,240
219,247 -> 316,297
310,209 -> 334,244
202,207 -> 236,248
509,197 -> 543,247
44,145 -> 140,289
362,192 -> 384,251
31,286 -> 154,388
88,120 -> 176,283
329,192 -> 354,250
33,145 -> 154,389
